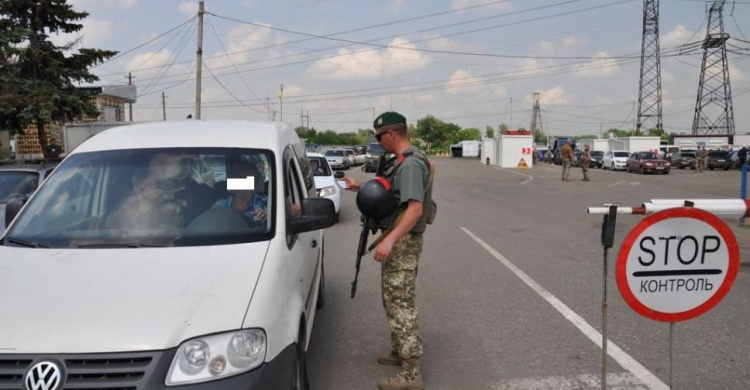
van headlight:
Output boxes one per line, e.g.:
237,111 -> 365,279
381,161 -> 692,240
319,185 -> 336,197
166,329 -> 266,386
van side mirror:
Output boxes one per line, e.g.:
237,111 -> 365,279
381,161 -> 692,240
288,198 -> 335,234
5,198 -> 25,228
334,172 -> 345,179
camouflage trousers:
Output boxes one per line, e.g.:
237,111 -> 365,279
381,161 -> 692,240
382,232 -> 424,361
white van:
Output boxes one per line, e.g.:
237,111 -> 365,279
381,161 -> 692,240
0,121 -> 334,389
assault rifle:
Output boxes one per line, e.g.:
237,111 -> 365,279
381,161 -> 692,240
350,155 -> 387,299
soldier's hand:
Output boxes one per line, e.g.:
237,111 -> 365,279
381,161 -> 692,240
373,238 -> 394,262
342,176 -> 361,191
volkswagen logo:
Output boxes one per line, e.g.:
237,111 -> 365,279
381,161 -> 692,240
25,361 -> 62,390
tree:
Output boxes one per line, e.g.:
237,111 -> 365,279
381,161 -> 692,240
498,123 -> 509,135
484,125 -> 494,139
0,0 -> 117,157
455,127 -> 481,143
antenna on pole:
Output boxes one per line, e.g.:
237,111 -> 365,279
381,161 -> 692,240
195,0 -> 205,120
692,0 -> 735,135
636,0 -> 663,136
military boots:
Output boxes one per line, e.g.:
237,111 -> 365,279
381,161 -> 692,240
377,351 -> 402,366
377,358 -> 424,390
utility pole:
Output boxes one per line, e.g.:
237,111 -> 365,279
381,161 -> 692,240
127,72 -> 134,122
692,0 -> 735,135
306,110 -> 310,128
279,84 -> 284,122
372,107 -> 375,122
195,0 -> 205,120
162,92 -> 167,121
636,0 -> 663,136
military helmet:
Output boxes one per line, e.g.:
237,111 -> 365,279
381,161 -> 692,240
356,177 -> 398,220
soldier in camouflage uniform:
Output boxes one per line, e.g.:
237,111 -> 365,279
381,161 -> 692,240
343,111 -> 433,390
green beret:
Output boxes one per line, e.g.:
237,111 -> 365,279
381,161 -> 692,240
373,111 -> 406,129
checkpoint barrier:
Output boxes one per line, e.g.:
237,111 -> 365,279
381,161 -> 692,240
588,199 -> 742,390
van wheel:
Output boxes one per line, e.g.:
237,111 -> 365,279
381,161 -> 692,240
291,339 -> 309,390
316,246 -> 325,310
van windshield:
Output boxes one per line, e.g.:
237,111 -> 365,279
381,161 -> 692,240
614,152 -> 630,157
325,150 -> 344,157
3,148 -> 275,248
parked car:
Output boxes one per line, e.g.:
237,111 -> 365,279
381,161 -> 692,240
602,150 -> 630,171
626,151 -> 671,174
0,121 -> 335,389
0,164 -> 56,231
365,142 -> 386,172
345,148 -> 364,166
670,152 -> 696,169
576,150 -> 604,168
707,150 -> 732,170
307,152 -> 341,221
325,149 -> 350,170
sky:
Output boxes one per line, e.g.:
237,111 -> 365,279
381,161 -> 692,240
56,0 -> 750,137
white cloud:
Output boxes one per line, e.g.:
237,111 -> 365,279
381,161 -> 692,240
310,38 -> 431,80
661,25 -> 691,48
730,63 -> 745,81
178,1 -> 199,16
70,0 -> 136,9
452,0 -> 510,12
389,0 -> 406,13
49,18 -> 114,49
563,35 -> 587,47
422,33 -> 460,52
574,52 -> 621,78
536,86 -> 570,105
446,70 -> 484,94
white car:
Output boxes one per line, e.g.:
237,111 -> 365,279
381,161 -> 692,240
307,152 -> 341,222
325,149 -> 349,170
0,120 -> 335,389
603,150 -> 631,171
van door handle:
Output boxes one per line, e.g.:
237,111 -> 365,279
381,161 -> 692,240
311,239 -> 318,248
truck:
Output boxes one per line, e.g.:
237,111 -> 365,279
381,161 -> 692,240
550,137 -> 576,165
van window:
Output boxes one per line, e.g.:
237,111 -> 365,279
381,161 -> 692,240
3,148 -> 276,248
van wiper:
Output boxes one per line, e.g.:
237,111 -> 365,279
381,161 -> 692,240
75,243 -> 168,248
5,237 -> 47,248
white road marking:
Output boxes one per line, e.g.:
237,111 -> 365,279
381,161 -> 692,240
493,373 -> 649,390
477,162 -> 534,184
461,228 -> 669,390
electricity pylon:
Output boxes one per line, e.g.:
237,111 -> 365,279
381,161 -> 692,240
636,0 -> 663,136
692,0 -> 735,135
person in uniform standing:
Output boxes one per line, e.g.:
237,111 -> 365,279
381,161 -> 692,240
561,140 -> 574,181
342,111 -> 432,390
696,146 -> 707,173
581,144 -> 591,181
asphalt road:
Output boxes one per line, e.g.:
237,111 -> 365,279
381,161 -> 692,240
307,157 -> 750,390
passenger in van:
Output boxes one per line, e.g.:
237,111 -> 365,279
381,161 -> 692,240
213,162 -> 269,225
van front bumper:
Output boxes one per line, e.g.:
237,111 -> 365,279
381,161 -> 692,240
0,344 -> 296,389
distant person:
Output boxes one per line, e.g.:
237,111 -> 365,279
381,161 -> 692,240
310,159 -> 325,175
561,140 -> 575,181
581,145 -> 591,182
696,146 -> 707,173
738,146 -> 748,170
45,139 -> 62,162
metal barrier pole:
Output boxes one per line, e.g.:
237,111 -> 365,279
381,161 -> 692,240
599,205 -> 617,390
741,165 -> 748,225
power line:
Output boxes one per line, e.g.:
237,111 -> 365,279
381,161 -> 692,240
207,1 -> 650,61
92,17 -> 197,69
205,15 -> 268,110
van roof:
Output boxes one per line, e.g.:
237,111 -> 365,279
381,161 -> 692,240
72,120 -> 293,154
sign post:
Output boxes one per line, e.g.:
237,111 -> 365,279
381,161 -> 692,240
616,206 -> 740,388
